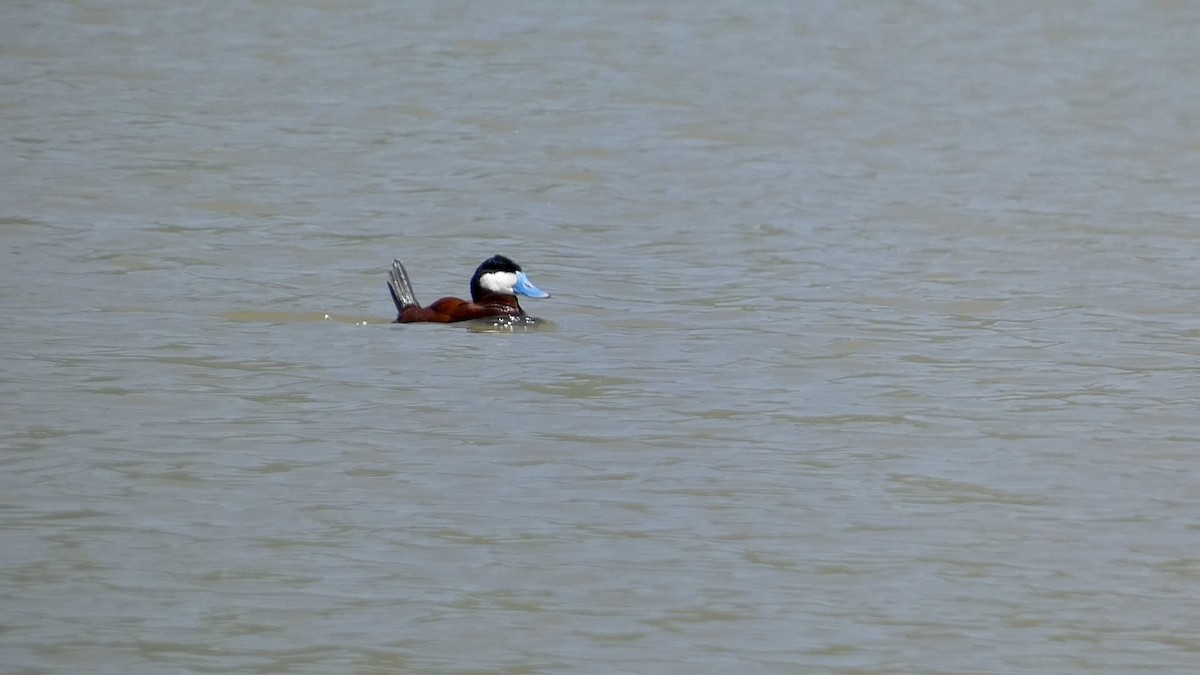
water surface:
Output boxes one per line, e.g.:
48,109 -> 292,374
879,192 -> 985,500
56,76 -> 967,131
3,1 -> 1199,673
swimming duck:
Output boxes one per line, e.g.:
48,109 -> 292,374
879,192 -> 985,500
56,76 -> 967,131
387,254 -> 550,323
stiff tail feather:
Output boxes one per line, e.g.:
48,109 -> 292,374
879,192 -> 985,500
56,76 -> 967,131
387,259 -> 420,315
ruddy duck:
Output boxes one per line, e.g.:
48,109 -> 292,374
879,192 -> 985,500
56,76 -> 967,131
387,254 -> 550,323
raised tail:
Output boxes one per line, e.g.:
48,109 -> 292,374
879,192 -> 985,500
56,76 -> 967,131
387,259 -> 421,316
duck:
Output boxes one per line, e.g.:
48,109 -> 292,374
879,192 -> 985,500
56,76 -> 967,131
387,254 -> 550,323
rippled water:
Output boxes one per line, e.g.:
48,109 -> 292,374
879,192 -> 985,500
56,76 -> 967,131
3,1 -> 1199,673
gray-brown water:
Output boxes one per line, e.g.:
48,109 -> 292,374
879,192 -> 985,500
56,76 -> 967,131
3,1 -> 1199,673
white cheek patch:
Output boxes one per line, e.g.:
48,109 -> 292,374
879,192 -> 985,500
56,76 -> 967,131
479,271 -> 517,294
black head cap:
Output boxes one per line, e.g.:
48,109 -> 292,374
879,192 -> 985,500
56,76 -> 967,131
475,255 -> 522,274
469,254 -> 522,301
